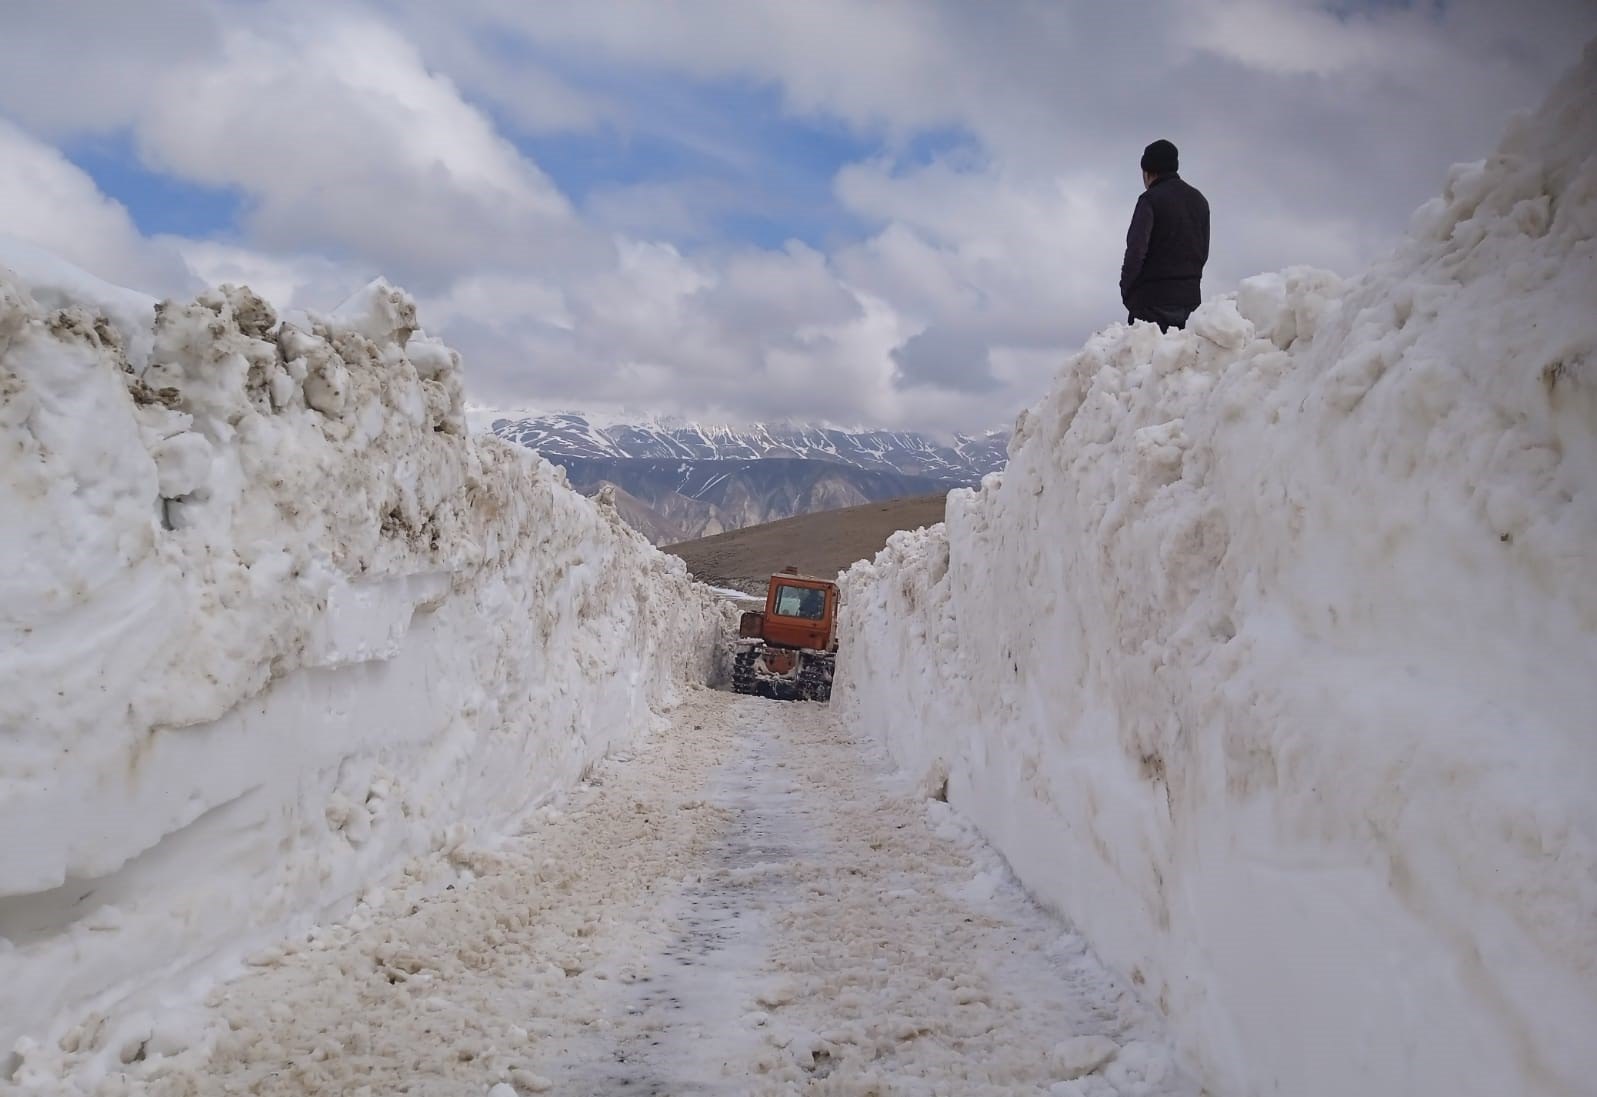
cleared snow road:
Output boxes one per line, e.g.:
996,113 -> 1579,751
130,690 -> 1194,1096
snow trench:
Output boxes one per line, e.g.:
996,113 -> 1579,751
0,256 -> 732,1078
837,41 -> 1597,1097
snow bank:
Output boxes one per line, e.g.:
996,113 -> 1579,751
0,254 -> 731,1084
838,42 -> 1597,1097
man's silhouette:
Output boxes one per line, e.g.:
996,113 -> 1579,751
1120,139 -> 1210,332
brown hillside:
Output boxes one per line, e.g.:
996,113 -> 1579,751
663,492 -> 949,594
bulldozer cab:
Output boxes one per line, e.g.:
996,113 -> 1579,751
739,568 -> 838,652
773,582 -> 827,620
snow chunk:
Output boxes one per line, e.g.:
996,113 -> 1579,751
303,354 -> 350,417
1236,266 -> 1345,351
1051,1034 -> 1120,1079
1187,298 -> 1252,350
333,277 -> 419,346
1106,1041 -> 1173,1094
150,430 -> 213,498
508,1070 -> 553,1092
1235,272 -> 1291,347
0,234 -> 158,368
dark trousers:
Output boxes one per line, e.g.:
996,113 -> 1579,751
1127,304 -> 1192,332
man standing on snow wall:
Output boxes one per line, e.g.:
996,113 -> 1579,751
1120,139 -> 1210,332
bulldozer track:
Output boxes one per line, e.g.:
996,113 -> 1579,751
731,647 -> 832,702
732,649 -> 758,695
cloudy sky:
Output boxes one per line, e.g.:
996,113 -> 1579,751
1,1 -> 1592,434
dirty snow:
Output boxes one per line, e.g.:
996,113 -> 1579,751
29,689 -> 1192,1097
705,585 -> 765,603
838,39 -> 1597,1097
0,253 -> 731,1079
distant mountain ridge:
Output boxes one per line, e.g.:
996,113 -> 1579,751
488,413 -> 1009,543
491,414 -> 1008,483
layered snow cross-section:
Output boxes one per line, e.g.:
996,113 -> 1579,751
0,250 -> 732,1084
838,41 -> 1597,1097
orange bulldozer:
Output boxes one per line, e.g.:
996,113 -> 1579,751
731,567 -> 839,702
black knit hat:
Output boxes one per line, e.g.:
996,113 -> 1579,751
1140,139 -> 1179,175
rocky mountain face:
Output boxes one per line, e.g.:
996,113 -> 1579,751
489,414 -> 1009,543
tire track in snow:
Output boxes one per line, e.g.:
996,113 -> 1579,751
544,705 -> 821,1094
708,705 -> 1197,1096
66,690 -> 1193,1096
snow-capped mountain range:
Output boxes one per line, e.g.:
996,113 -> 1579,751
487,414 -> 1010,543
490,413 -> 1010,484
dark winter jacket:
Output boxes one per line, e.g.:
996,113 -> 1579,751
1120,174 -> 1210,321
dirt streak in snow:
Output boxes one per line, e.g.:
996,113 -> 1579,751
86,690 -> 1192,1096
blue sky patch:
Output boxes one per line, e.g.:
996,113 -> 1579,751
66,131 -> 244,239
509,72 -> 881,249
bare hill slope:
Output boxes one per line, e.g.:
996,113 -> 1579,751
664,493 -> 948,593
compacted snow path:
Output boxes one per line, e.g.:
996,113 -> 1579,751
127,690 -> 1193,1096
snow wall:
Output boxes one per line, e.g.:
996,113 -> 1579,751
0,249 -> 732,1079
837,43 -> 1597,1097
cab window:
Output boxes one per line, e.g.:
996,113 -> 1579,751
774,584 -> 826,620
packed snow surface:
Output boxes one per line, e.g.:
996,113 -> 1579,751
19,690 -> 1195,1096
0,254 -> 731,1080
839,41 -> 1597,1097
